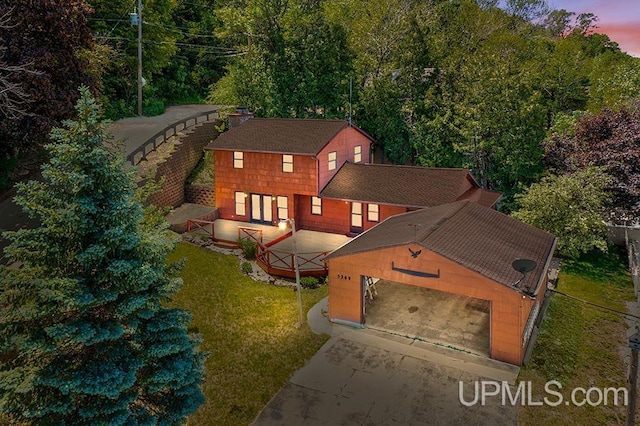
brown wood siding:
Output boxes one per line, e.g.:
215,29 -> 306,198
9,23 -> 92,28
296,197 -> 407,235
318,127 -> 372,190
327,245 -> 533,365
214,150 -> 317,220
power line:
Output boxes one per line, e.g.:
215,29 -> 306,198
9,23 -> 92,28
143,20 -> 222,40
551,288 -> 640,322
89,0 -> 137,38
94,34 -> 235,51
92,36 -> 245,57
87,18 -> 124,22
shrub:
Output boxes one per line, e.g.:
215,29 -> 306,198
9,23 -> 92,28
300,276 -> 319,289
241,261 -> 253,274
143,98 -> 165,117
238,238 -> 257,260
512,166 -> 612,259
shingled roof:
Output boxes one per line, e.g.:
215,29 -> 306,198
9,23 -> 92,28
204,118 -> 372,155
319,162 -> 502,208
325,201 -> 556,295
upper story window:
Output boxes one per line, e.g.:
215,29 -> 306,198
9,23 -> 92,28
368,203 -> 379,222
311,196 -> 322,215
328,151 -> 337,171
354,145 -> 362,163
233,151 -> 244,168
282,154 -> 293,173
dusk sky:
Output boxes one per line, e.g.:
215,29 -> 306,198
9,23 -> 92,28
550,0 -> 640,56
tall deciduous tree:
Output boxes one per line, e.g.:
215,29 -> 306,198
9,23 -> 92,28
88,0 -> 181,118
211,0 -> 351,118
0,0 -> 97,157
413,0 -> 547,196
0,10 -> 32,121
0,88 -> 206,424
512,167 -> 611,259
543,106 -> 640,222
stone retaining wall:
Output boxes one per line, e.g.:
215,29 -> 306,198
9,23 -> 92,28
141,121 -> 219,208
185,184 -> 215,206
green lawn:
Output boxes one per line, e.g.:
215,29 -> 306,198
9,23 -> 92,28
518,248 -> 636,425
167,242 -> 330,425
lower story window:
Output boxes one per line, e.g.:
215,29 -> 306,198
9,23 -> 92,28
351,202 -> 362,228
277,196 -> 288,219
311,196 -> 322,215
235,192 -> 246,216
368,204 -> 379,222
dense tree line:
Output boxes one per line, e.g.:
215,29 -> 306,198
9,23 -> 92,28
211,0 -> 639,203
2,0 -> 639,194
1,0 -> 639,249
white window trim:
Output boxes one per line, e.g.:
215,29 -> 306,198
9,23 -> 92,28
277,196 -> 288,220
233,151 -> 244,169
367,203 -> 379,222
311,196 -> 322,215
328,151 -> 337,171
283,154 -> 293,173
354,145 -> 362,163
234,192 -> 246,215
351,202 -> 363,228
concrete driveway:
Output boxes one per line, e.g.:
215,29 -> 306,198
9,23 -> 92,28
365,280 -> 491,357
252,300 -> 519,425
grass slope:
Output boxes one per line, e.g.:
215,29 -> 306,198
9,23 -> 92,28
168,242 -> 330,425
518,248 -> 636,425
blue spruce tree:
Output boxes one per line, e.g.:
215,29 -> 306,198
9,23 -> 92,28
0,87 -> 206,425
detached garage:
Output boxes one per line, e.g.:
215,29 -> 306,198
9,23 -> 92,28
325,201 -> 556,365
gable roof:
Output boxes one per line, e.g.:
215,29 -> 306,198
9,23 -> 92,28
204,118 -> 372,155
325,201 -> 556,295
319,162 -> 502,208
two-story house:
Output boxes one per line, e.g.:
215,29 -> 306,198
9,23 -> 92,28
206,116 -> 372,228
204,113 -> 501,235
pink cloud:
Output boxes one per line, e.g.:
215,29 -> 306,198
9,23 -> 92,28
594,23 -> 640,57
550,0 -> 640,57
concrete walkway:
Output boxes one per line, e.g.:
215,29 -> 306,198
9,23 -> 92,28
251,297 -> 520,425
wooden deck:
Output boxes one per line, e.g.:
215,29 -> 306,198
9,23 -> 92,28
186,219 -> 351,277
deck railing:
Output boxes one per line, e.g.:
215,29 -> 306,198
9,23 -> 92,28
186,219 -> 215,239
256,246 -> 329,277
238,227 -> 263,245
185,222 -> 329,277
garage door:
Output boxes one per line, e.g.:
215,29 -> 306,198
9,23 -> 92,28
364,279 -> 490,357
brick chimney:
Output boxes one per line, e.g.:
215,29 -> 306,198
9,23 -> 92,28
228,106 -> 254,129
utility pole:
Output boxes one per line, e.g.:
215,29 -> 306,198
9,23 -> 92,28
137,0 -> 143,116
628,331 -> 640,426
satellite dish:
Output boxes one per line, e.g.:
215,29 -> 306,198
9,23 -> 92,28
512,258 -> 537,292
512,258 -> 537,274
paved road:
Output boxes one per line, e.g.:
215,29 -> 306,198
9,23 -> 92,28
109,104 -> 223,156
0,104 -> 221,263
